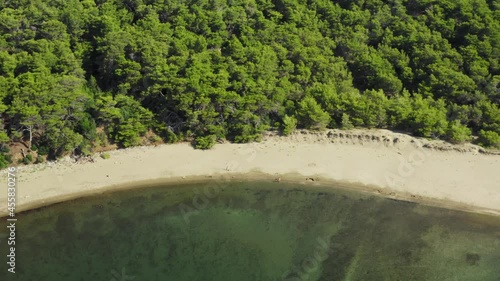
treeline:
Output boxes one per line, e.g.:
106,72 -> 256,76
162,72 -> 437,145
0,0 -> 499,167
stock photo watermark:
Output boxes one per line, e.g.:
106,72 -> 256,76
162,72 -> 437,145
384,139 -> 431,188
178,143 -> 258,224
6,166 -> 17,274
282,236 -> 332,281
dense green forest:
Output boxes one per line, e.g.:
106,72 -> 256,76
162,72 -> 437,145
0,0 -> 499,166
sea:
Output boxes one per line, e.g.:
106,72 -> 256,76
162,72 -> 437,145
3,179 -> 500,281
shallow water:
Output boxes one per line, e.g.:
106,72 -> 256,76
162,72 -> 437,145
3,179 -> 500,281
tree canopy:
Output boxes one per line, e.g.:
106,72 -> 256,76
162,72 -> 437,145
0,0 -> 499,164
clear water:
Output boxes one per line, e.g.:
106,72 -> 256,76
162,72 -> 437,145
3,179 -> 500,281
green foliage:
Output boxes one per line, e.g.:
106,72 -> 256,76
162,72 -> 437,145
35,155 -> 45,164
446,121 -> 472,144
282,115 -> 297,136
100,152 -> 111,159
164,129 -> 180,144
0,153 -> 11,169
148,135 -> 162,144
298,96 -> 331,130
232,125 -> 263,143
0,145 -> 9,154
77,114 -> 97,141
98,94 -> 154,147
78,140 -> 93,156
341,114 -> 354,130
0,130 -> 9,144
194,135 -> 217,150
229,112 -> 268,143
19,154 -> 33,165
408,96 -> 448,138
45,127 -> 84,158
477,130 -> 500,149
0,0 -> 499,158
37,146 -> 50,156
114,122 -> 143,148
346,90 -> 389,128
96,131 -> 109,147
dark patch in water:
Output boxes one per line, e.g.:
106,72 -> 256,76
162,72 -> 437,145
466,253 -> 481,266
54,211 -> 76,237
113,216 -> 134,233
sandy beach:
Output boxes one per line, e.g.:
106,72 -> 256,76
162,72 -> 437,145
1,129 -> 499,217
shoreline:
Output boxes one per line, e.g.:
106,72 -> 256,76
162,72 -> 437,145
8,172 -> 500,218
1,129 -> 500,217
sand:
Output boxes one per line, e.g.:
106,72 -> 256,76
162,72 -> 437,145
1,129 -> 499,217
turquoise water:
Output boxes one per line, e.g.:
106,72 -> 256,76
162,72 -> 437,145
3,179 -> 500,281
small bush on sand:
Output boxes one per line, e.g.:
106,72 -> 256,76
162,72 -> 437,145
194,135 -> 216,150
282,115 -> 297,136
19,154 -> 33,165
477,130 -> 500,149
0,153 -> 11,169
35,155 -> 45,164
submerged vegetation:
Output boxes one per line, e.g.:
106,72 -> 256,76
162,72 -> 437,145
0,0 -> 499,162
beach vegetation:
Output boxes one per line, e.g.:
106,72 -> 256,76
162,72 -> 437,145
37,146 -> 50,156
0,145 -> 9,154
282,115 -> 297,136
194,135 -> 217,150
477,130 -> 500,149
96,132 -> 110,147
100,152 -> 111,160
341,114 -> 354,130
148,135 -> 162,144
446,120 -> 473,144
35,155 -> 45,164
19,154 -> 33,165
0,0 -> 499,156
298,96 -> 331,130
0,153 -> 11,169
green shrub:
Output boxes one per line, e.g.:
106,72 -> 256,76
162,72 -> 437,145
1,145 -> 10,153
77,114 -> 97,141
165,129 -> 179,144
96,131 -> 109,147
100,152 -> 111,159
298,96 -> 331,130
0,153 -> 11,169
194,135 -> 216,150
78,140 -> 93,156
233,133 -> 261,143
412,98 -> 449,138
35,155 -> 45,164
19,154 -> 33,165
37,146 -> 49,156
206,124 -> 226,140
446,120 -> 472,144
477,130 -> 500,149
341,113 -> 354,130
115,122 -> 143,148
149,135 -> 162,143
282,115 -> 297,136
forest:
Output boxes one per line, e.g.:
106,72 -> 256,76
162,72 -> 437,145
0,0 -> 499,167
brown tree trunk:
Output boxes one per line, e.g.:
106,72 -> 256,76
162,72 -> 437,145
28,127 -> 32,151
